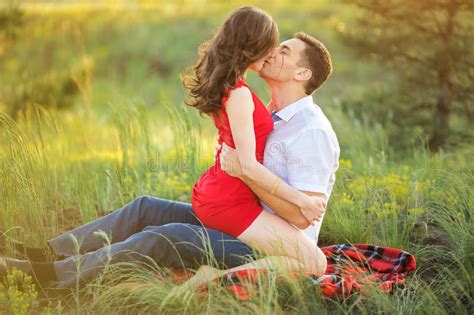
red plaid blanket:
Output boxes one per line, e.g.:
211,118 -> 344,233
193,244 -> 416,300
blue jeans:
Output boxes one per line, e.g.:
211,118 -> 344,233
50,196 -> 254,288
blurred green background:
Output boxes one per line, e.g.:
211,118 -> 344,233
2,0 -> 472,150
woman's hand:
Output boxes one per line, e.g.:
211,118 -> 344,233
299,195 -> 327,226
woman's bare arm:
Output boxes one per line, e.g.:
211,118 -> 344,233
242,177 -> 325,229
217,142 -> 323,228
225,87 -> 325,219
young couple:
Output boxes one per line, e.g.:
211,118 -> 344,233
0,6 -> 340,290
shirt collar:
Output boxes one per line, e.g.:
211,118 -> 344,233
273,95 -> 314,122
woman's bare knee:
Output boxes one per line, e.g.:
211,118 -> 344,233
238,210 -> 326,274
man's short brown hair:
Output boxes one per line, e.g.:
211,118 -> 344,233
293,32 -> 333,95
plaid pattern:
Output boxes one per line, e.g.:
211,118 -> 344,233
202,244 -> 416,300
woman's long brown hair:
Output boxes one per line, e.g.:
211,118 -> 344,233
182,6 -> 279,116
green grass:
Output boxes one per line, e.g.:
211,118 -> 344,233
0,94 -> 472,314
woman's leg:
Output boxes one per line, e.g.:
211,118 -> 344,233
180,255 -> 306,289
237,210 -> 327,274
181,210 -> 327,289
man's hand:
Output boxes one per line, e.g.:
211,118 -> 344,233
219,143 -> 244,178
299,195 -> 327,226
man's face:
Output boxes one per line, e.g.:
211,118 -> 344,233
258,38 -> 307,82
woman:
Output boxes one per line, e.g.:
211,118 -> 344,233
182,6 -> 327,287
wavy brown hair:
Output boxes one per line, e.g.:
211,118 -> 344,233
182,6 -> 279,116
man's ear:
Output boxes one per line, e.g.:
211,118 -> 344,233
294,68 -> 312,82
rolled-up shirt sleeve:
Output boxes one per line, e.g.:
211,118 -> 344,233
285,128 -> 336,198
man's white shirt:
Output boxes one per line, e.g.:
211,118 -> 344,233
262,95 -> 340,244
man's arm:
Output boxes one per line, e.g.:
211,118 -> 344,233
241,175 -> 324,230
216,143 -> 324,229
224,87 -> 325,217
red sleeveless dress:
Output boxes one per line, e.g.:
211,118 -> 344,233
191,80 -> 274,237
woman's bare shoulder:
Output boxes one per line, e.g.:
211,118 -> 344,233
226,86 -> 254,111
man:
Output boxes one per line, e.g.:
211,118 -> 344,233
220,32 -> 339,242
0,32 -> 339,289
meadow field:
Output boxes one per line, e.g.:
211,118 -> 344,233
0,1 -> 472,314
